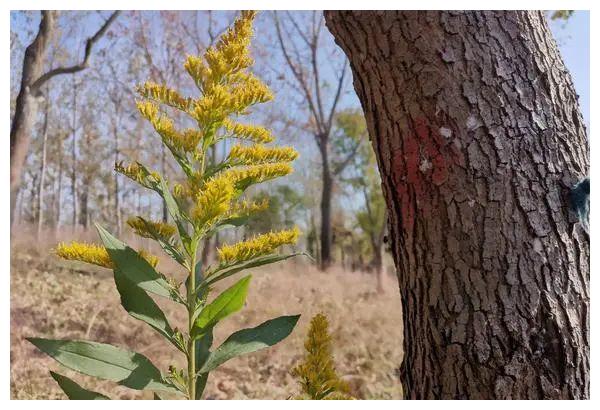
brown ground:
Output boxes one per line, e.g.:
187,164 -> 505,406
10,232 -> 404,400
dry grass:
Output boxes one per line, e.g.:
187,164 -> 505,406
10,230 -> 404,400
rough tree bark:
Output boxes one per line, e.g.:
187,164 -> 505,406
325,11 -> 589,399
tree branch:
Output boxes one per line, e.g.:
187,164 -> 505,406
31,11 -> 120,91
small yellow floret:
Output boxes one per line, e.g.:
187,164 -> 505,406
217,226 -> 300,264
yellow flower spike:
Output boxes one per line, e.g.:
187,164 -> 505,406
191,174 -> 236,229
136,81 -> 192,112
56,242 -> 160,269
126,217 -> 177,240
138,249 -> 160,269
217,226 -> 300,265
115,161 -> 160,187
228,144 -> 299,165
55,242 -> 113,269
224,119 -> 274,143
225,162 -> 293,189
229,198 -> 270,217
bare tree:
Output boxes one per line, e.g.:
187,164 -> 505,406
273,11 -> 356,270
10,10 -> 119,226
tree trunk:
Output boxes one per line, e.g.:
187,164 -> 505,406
325,10 -> 589,399
71,83 -> 78,230
36,89 -> 50,241
10,11 -> 56,225
319,140 -> 333,270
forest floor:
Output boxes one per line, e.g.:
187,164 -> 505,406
10,236 -> 404,400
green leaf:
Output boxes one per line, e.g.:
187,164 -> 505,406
96,223 -> 172,298
158,179 -> 192,252
194,329 -> 213,399
50,371 -> 109,400
199,315 -> 300,373
113,269 -> 176,348
192,276 -> 251,339
27,338 -> 179,394
206,253 -> 306,286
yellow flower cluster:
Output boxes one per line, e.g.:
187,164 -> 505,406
191,173 -> 235,228
55,242 -> 159,269
115,161 -> 160,187
217,226 -> 300,265
228,144 -> 299,165
136,81 -> 191,112
56,242 -> 114,269
223,119 -> 274,143
183,11 -> 273,128
291,313 -> 353,400
228,198 -> 270,217
226,163 -> 293,188
136,101 -> 202,153
126,217 -> 177,240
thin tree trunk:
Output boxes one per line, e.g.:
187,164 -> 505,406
113,118 -> 122,236
325,10 -> 589,399
70,82 -> 78,230
36,89 -> 50,241
54,137 -> 63,236
319,140 -> 333,269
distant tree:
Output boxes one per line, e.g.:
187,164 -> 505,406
273,11 -> 358,270
335,109 -> 387,291
10,11 -> 119,226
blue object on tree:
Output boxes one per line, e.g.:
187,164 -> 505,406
569,177 -> 590,233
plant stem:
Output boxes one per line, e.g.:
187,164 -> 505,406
187,246 -> 197,399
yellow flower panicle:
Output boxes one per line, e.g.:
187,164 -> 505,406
228,144 -> 299,165
186,10 -> 256,91
225,162 -> 293,189
217,226 -> 300,265
56,242 -> 160,269
115,161 -> 160,187
224,119 -> 274,143
136,81 -> 192,112
192,174 -> 236,228
292,313 -> 353,400
127,217 -> 177,240
56,242 -> 113,269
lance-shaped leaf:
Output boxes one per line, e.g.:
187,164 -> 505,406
113,268 -> 177,349
199,315 -> 300,373
27,338 -> 179,394
205,253 -> 306,287
50,371 -> 109,400
191,276 -> 251,339
96,223 -> 172,298
194,329 -> 213,399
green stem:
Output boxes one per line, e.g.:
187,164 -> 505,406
187,246 -> 197,399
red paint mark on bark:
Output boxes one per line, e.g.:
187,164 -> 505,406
391,117 -> 464,235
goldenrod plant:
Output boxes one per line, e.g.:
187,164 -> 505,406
27,11 -> 304,400
292,313 -> 353,400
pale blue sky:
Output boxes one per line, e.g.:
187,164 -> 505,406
549,10 -> 590,128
